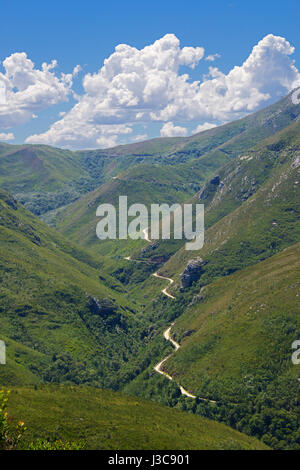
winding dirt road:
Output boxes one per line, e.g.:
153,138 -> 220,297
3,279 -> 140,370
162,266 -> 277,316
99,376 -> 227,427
154,323 -> 217,402
124,228 -> 175,298
124,226 -> 215,401
152,272 -> 175,299
154,323 -> 196,399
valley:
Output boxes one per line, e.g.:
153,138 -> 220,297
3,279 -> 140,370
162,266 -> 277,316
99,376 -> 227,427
1,89 -> 300,450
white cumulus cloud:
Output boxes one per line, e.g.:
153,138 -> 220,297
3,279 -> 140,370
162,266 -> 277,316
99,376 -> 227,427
193,122 -> 217,133
0,132 -> 14,141
205,53 -> 221,62
132,133 -> 148,142
24,33 -> 300,149
25,34 -> 204,148
0,52 -> 77,128
160,122 -> 187,137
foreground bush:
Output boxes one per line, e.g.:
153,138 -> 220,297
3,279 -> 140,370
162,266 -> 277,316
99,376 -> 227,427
0,390 -> 84,450
0,390 -> 25,450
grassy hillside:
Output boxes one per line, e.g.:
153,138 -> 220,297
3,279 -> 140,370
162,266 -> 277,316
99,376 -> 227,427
158,117 -> 300,291
112,116 -> 300,305
55,111 -> 300,303
167,242 -> 300,398
123,243 -> 300,450
161,242 -> 300,449
50,161 -> 214,256
116,114 -> 300,450
1,91 -> 300,451
0,188 -> 197,395
0,143 -> 84,193
0,189 -> 156,389
0,143 -> 93,216
6,385 -> 268,450
45,90 -> 300,260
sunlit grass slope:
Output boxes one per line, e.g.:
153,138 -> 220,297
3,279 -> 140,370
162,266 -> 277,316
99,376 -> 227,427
7,385 -> 269,450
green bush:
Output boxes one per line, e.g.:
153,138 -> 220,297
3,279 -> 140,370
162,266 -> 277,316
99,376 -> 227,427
0,390 -> 25,450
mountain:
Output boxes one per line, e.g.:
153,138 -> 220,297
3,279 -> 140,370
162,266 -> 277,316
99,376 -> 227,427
1,90 -> 300,221
121,109 -> 300,449
43,90 -> 300,259
0,143 -> 91,215
49,161 -> 212,257
2,90 -> 300,451
163,242 -> 300,449
156,116 -> 300,290
97,110 -> 300,302
0,189 -> 155,389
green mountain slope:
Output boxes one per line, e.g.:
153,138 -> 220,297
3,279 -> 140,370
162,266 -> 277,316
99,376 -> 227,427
44,90 -> 300,259
163,242 -> 300,449
0,143 -> 84,192
0,189 -> 152,389
0,143 -> 92,215
6,385 -> 268,450
1,91 -> 300,451
115,108 -> 300,450
50,161 -> 215,256
158,117 -> 300,291
107,115 -> 300,305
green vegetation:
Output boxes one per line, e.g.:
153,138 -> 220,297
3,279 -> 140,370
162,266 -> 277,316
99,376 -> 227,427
124,244 -> 300,450
42,90 -> 300,264
159,117 -> 300,288
0,188 -> 189,394
119,107 -> 300,450
162,243 -> 300,449
51,164 -> 198,253
6,385 -> 268,450
0,143 -> 93,216
0,389 -> 84,450
0,390 -> 26,449
0,189 -> 156,389
2,91 -> 300,450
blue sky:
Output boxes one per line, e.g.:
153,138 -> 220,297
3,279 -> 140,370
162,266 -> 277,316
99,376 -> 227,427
1,0 -> 300,149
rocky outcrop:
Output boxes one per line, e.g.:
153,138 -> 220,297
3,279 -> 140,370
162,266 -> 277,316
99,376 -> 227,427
86,296 -> 124,330
87,296 -> 118,317
180,257 -> 207,289
141,241 -> 159,254
292,155 -> 300,169
199,175 -> 223,200
209,175 -> 220,185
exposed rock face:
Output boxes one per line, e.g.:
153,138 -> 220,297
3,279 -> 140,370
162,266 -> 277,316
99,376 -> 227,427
86,296 -> 124,330
188,291 -> 206,306
209,175 -> 220,185
199,175 -> 223,200
141,241 -> 159,254
292,155 -> 300,169
180,257 -> 207,288
87,296 -> 118,317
